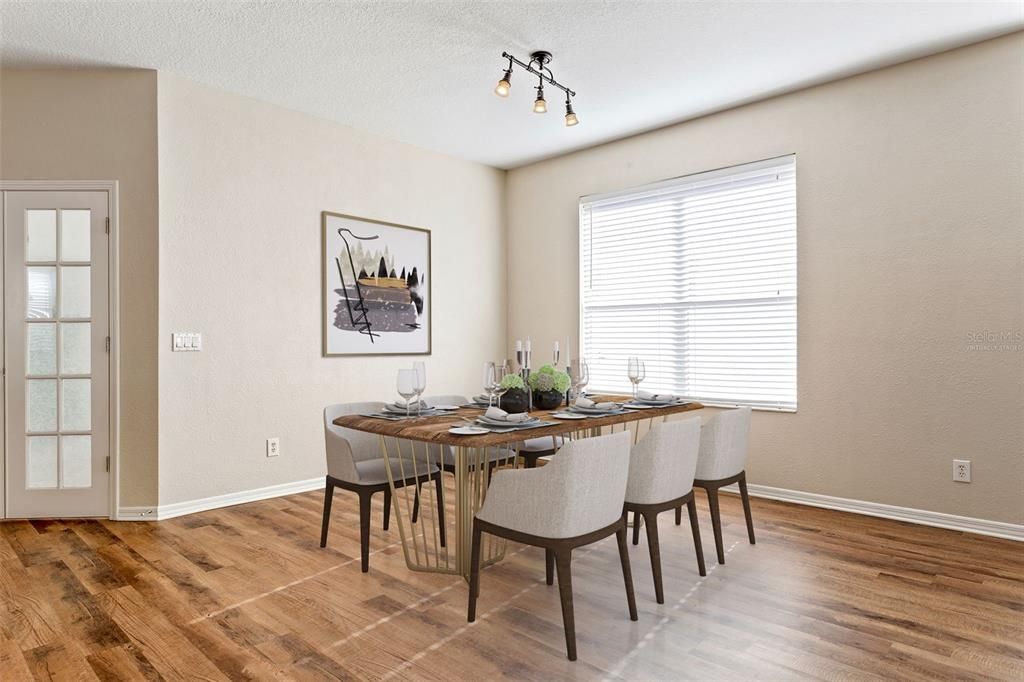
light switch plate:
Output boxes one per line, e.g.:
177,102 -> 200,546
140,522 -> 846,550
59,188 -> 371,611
172,332 -> 202,352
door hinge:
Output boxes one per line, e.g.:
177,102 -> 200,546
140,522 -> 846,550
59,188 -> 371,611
105,336 -> 111,352
106,456 -> 110,473
105,217 -> 110,234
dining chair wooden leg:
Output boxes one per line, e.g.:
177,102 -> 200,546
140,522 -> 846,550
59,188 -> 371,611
642,511 -> 664,604
382,487 -> 391,531
545,548 -> 554,585
675,505 -> 682,525
615,518 -> 639,621
632,510 -> 641,545
319,478 -> 334,548
706,487 -> 726,565
434,473 -> 447,547
358,490 -> 372,572
686,497 -> 707,577
738,471 -> 756,545
467,522 -> 483,621
553,549 -> 577,661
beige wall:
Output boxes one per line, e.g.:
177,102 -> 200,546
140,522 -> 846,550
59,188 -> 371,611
506,34 -> 1024,524
1,69 -> 160,507
156,74 -> 506,505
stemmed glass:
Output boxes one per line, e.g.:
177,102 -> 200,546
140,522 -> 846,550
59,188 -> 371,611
412,361 -> 426,415
571,358 -> 590,398
493,364 -> 511,407
483,362 -> 499,407
627,357 -> 646,399
397,369 -> 418,417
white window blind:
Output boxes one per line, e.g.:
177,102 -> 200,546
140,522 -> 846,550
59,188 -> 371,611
580,155 -> 797,411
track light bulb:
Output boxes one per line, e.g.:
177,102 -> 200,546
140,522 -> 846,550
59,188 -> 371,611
494,69 -> 512,97
534,85 -> 547,113
565,99 -> 579,126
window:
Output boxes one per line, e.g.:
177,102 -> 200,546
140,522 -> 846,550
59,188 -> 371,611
579,155 -> 797,411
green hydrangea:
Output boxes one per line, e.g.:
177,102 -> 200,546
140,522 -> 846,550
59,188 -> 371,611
528,365 -> 571,393
500,373 -> 525,390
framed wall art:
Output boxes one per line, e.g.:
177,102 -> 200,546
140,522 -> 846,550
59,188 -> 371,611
322,211 -> 431,356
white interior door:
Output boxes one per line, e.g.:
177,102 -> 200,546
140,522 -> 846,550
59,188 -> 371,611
3,191 -> 110,518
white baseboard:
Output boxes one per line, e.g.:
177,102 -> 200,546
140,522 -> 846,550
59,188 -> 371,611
117,476 -> 1022,542
117,477 -> 323,521
116,506 -> 158,521
722,483 -> 1023,541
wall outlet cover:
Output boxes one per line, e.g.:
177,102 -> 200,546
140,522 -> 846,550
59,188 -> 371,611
267,437 -> 280,457
953,459 -> 971,483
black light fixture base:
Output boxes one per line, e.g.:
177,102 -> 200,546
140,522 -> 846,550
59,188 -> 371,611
530,50 -> 553,67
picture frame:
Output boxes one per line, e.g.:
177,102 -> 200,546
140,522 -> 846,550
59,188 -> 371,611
321,211 -> 431,356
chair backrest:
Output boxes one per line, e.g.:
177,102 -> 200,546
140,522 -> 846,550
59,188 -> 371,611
323,402 -> 386,483
625,417 -> 701,506
422,394 -> 468,407
694,407 -> 752,481
545,430 -> 632,538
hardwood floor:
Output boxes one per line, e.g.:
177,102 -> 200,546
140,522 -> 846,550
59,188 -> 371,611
0,486 -> 1021,681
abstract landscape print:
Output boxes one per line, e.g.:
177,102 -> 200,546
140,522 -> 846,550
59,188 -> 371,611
322,212 -> 431,355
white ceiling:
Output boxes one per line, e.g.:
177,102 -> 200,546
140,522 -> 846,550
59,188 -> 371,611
2,2 -> 1021,169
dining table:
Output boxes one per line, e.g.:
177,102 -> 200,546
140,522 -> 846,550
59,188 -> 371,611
333,394 -> 704,579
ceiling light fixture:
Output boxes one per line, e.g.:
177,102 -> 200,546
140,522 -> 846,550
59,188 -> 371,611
494,58 -> 513,97
494,50 -> 578,126
533,83 -> 547,113
564,96 -> 578,126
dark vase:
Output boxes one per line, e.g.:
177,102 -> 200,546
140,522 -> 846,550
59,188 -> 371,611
533,389 -> 563,410
499,388 -> 529,413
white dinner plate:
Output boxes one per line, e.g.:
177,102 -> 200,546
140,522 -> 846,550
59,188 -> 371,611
551,412 -> 587,420
622,403 -> 656,409
478,416 -> 539,427
384,403 -> 426,413
449,426 -> 489,435
570,406 -> 620,415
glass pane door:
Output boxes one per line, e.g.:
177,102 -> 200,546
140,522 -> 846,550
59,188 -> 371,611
4,191 -> 110,518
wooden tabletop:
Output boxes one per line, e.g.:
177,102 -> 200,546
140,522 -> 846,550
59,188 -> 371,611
333,395 -> 704,447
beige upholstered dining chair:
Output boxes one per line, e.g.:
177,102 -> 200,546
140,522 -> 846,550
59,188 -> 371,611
624,418 -> 706,603
321,402 -> 445,572
467,431 -> 638,661
688,406 -> 754,564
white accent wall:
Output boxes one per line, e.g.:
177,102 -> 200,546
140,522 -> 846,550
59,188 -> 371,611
156,74 -> 506,505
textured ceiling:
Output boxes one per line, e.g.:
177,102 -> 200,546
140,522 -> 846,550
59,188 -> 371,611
1,1 -> 1021,169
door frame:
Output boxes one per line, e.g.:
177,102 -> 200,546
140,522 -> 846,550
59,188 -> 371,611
0,180 -> 120,520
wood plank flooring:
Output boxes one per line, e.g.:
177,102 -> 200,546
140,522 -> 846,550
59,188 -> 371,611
0,485 -> 1021,680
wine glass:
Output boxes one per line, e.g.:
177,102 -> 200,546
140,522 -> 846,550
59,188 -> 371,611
397,369 -> 417,417
482,361 -> 498,407
412,361 -> 426,414
627,357 -> 646,399
572,358 -> 590,398
493,364 -> 511,408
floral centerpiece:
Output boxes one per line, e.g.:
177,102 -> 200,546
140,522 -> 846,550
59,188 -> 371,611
497,373 -> 529,413
529,365 -> 571,410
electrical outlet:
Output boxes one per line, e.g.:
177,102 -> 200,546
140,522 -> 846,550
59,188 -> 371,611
953,459 -> 971,483
266,437 -> 280,458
